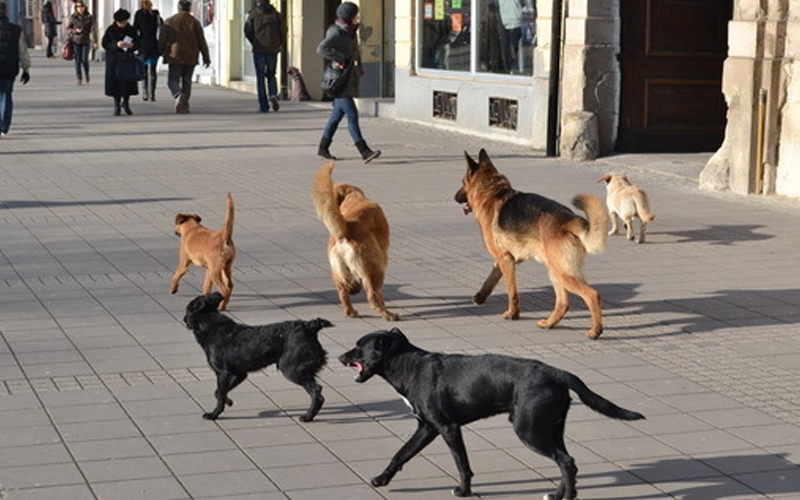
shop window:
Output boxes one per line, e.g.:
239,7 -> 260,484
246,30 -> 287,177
419,0 -> 536,76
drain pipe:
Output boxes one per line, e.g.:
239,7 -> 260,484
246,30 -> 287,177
546,0 -> 564,157
755,88 -> 767,194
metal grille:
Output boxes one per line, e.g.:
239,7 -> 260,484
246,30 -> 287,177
433,91 -> 457,121
489,97 -> 518,130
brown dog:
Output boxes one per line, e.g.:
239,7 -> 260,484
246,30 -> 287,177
312,162 -> 399,321
599,173 -> 655,244
170,193 -> 236,311
455,149 -> 608,339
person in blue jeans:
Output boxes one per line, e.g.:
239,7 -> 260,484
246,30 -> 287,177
316,2 -> 380,163
67,0 -> 94,85
244,0 -> 285,113
0,1 -> 31,136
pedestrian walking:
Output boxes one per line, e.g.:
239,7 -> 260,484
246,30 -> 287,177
316,2 -> 380,163
244,0 -> 285,113
134,0 -> 162,101
67,0 -> 93,85
0,1 -> 30,136
41,0 -> 59,59
159,0 -> 210,114
101,9 -> 139,116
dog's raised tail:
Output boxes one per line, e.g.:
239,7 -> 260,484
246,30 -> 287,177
562,370 -> 645,421
635,190 -> 656,223
312,162 -> 348,238
222,193 -> 235,245
571,194 -> 608,254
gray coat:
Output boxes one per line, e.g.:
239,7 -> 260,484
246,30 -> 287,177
316,21 -> 361,97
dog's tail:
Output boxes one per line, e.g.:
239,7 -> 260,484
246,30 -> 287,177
560,369 -> 645,421
222,193 -> 235,245
571,194 -> 608,254
312,162 -> 348,238
304,318 -> 333,370
633,190 -> 656,222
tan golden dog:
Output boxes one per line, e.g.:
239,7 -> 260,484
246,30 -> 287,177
599,173 -> 655,244
312,162 -> 399,321
455,149 -> 608,339
170,193 -> 236,311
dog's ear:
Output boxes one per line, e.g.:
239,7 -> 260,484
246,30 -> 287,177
175,213 -> 201,225
464,151 -> 479,174
208,292 -> 224,308
599,174 -> 612,184
477,149 -> 496,173
186,294 -> 208,314
388,327 -> 408,342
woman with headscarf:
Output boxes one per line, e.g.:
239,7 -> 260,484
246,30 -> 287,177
102,9 -> 139,115
316,1 -> 380,163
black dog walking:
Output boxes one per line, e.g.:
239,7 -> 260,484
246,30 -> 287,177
184,292 -> 330,422
340,329 -> 644,500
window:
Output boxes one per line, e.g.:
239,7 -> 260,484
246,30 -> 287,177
419,0 -> 536,76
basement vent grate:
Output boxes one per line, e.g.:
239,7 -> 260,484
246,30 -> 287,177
433,91 -> 457,121
489,97 -> 518,130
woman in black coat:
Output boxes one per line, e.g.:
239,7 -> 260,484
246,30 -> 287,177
133,0 -> 162,101
41,1 -> 59,58
102,9 -> 140,116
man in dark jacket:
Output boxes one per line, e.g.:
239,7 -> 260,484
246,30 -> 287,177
0,1 -> 30,136
244,0 -> 285,113
41,1 -> 59,58
159,0 -> 210,114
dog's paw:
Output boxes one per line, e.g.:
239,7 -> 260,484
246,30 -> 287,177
202,412 -> 219,420
225,397 -> 233,406
472,293 -> 488,305
344,309 -> 360,318
586,327 -> 603,340
169,285 -> 178,294
383,312 -> 400,321
371,474 -> 391,487
298,414 -> 315,423
502,309 -> 520,320
453,486 -> 472,497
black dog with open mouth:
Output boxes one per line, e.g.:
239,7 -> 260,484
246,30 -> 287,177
184,292 -> 330,422
339,328 -> 644,500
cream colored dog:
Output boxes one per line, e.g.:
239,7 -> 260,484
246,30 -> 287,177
599,173 -> 655,244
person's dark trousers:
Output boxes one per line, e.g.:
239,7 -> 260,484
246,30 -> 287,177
46,36 -> 55,57
167,63 -> 195,113
253,52 -> 278,112
142,62 -> 157,101
0,79 -> 15,134
73,42 -> 91,82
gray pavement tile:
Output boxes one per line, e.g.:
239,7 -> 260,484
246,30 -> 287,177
67,436 -> 156,461
162,449 -> 257,475
657,429 -> 754,455
265,462 -> 362,491
148,430 -> 238,456
91,477 -> 189,500
47,402 -> 128,424
133,413 -> 218,436
58,419 -> 141,442
0,407 -> 51,428
247,442 -> 339,469
0,443 -> 71,468
5,484 -> 96,500
0,425 -> 60,447
1,462 -> 84,489
284,484 -> 385,500
79,456 -> 172,482
181,470 -> 277,498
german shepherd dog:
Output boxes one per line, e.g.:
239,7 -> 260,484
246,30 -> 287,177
170,193 -> 236,311
184,292 -> 330,422
455,150 -> 608,339
340,329 -> 644,500
312,162 -> 399,321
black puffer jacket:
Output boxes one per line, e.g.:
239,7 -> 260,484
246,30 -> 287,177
316,20 -> 361,98
0,16 -> 21,80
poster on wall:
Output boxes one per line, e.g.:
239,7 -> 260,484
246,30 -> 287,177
202,0 -> 214,27
423,2 -> 433,20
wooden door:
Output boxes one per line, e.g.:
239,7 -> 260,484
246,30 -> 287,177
618,0 -> 731,152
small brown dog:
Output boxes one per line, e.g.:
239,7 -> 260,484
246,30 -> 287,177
312,162 -> 399,321
599,173 -> 655,244
170,193 -> 236,311
287,66 -> 312,102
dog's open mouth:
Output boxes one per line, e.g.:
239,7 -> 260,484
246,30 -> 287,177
347,361 -> 366,382
461,203 -> 472,215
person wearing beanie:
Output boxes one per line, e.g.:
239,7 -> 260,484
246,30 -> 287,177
316,1 -> 381,163
0,0 -> 31,136
101,8 -> 139,115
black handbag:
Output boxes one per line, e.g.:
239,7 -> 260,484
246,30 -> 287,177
116,52 -> 144,81
321,61 -> 351,97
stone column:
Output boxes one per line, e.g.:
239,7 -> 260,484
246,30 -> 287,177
560,0 -> 620,156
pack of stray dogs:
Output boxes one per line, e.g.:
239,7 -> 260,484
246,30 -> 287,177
170,149 -> 654,500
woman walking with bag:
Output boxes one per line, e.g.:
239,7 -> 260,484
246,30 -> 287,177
316,2 -> 380,163
67,0 -> 93,85
102,9 -> 139,116
134,0 -> 161,101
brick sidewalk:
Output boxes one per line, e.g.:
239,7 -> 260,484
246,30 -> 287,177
1,52 -> 800,500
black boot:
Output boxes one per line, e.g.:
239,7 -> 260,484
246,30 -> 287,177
318,138 -> 337,160
142,73 -> 149,101
113,96 -> 121,116
355,140 -> 381,164
123,96 -> 133,115
149,68 -> 157,101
